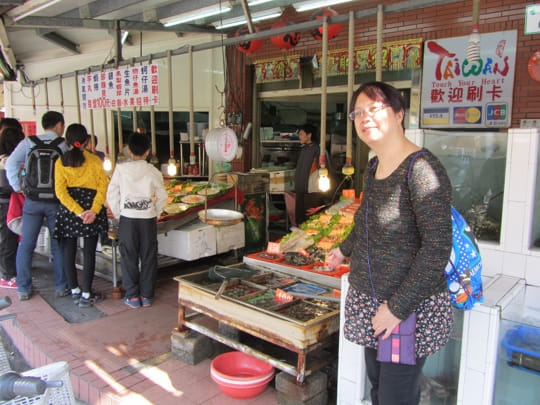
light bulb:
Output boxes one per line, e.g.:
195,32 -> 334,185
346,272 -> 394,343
342,162 -> 355,176
318,167 -> 330,192
150,154 -> 159,167
167,158 -> 177,176
466,25 -> 481,63
103,156 -> 112,172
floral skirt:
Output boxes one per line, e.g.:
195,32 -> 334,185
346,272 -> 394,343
343,286 -> 454,358
54,187 -> 107,239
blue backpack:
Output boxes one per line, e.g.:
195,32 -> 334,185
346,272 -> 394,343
408,152 -> 484,310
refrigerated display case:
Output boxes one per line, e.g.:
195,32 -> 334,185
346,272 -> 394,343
423,130 -> 507,242
493,285 -> 540,404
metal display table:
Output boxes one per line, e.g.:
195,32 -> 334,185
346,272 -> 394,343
173,264 -> 340,383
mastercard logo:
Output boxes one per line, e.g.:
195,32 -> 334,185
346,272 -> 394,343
466,107 -> 481,123
454,107 -> 481,124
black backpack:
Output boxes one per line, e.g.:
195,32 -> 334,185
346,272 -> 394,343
23,136 -> 64,201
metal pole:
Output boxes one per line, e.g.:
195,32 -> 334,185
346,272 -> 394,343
320,18 -> 328,164
376,4 -> 383,81
346,11 -> 354,170
189,46 -> 195,166
74,72 -> 81,123
167,50 -> 174,162
44,78 -> 49,111
58,74 -> 64,113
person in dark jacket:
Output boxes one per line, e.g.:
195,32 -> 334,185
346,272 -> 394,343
288,123 -> 325,226
0,126 -> 24,288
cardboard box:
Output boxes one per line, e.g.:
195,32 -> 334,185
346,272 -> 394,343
215,221 -> 245,254
158,221 -> 216,261
268,170 -> 295,192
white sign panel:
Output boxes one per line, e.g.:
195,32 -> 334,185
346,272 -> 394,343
525,5 -> 540,35
79,64 -> 159,110
421,30 -> 517,128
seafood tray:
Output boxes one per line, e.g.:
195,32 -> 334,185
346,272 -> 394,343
277,300 -> 333,322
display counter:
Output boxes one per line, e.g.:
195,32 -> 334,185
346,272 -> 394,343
174,262 -> 340,383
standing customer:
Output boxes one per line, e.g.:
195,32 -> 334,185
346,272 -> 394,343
54,124 -> 108,308
106,132 -> 167,309
0,127 -> 24,288
5,111 -> 69,301
327,82 -> 454,405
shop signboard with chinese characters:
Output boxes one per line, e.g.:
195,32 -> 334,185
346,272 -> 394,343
421,30 -> 516,128
78,63 -> 159,110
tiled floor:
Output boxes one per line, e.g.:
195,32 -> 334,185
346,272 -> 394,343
0,252 -> 279,405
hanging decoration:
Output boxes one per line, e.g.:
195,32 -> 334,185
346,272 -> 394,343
270,21 -> 301,50
310,7 -> 342,41
235,27 -> 264,54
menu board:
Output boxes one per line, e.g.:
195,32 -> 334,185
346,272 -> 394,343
79,63 -> 159,109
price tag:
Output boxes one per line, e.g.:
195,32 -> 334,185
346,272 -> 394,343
267,242 -> 281,254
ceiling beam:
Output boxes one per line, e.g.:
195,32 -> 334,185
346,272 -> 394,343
36,28 -> 79,54
5,15 -> 217,33
0,17 -> 17,67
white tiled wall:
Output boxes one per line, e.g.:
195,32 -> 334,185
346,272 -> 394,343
479,128 -> 540,285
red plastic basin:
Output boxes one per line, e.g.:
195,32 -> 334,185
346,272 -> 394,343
210,351 -> 274,399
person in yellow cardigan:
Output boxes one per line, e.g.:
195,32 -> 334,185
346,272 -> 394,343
54,123 -> 109,308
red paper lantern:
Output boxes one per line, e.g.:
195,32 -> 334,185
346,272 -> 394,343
310,7 -> 342,40
235,27 -> 263,54
270,21 -> 301,50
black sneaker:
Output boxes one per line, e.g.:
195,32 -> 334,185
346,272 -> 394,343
72,293 -> 81,305
18,291 -> 32,301
78,292 -> 105,308
55,288 -> 70,298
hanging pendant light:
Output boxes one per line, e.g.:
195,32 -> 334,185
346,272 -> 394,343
166,50 -> 177,176
466,0 -> 481,63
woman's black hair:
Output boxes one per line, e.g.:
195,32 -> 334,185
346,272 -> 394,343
62,123 -> 88,168
0,127 -> 24,156
349,81 -> 406,123
0,118 -> 23,133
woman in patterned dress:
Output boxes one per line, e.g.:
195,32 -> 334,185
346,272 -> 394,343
327,82 -> 454,405
54,124 -> 109,308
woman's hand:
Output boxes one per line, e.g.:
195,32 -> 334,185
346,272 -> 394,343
326,247 -> 345,269
372,302 -> 401,340
79,210 -> 97,224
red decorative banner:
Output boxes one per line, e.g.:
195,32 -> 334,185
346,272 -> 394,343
254,55 -> 300,83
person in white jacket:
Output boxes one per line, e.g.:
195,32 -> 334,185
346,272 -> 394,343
106,132 -> 167,309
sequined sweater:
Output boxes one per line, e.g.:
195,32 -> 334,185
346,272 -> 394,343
338,149 -> 452,320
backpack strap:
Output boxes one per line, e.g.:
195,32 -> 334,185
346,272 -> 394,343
406,150 -> 428,187
28,136 -> 64,149
28,136 -> 45,147
50,137 -> 64,148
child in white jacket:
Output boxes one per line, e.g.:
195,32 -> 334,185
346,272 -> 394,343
106,132 -> 167,308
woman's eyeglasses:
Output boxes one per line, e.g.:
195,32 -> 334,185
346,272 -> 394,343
348,104 -> 389,120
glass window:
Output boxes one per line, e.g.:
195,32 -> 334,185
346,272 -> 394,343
112,110 -> 209,165
531,146 -> 540,249
424,130 -> 507,242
